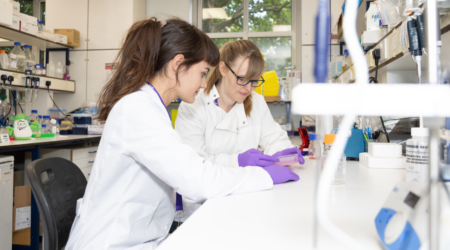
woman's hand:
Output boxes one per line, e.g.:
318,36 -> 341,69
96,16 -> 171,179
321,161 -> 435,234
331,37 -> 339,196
272,147 -> 305,165
238,149 -> 279,167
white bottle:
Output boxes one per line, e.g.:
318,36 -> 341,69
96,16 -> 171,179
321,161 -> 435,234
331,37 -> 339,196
9,42 -> 26,72
56,62 -> 64,78
406,128 -> 429,182
49,119 -> 58,134
46,61 -> 55,77
366,2 -> 381,31
0,50 -> 9,69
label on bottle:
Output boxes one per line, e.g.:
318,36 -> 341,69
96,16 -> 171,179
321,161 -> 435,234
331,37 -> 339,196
56,69 -> 63,73
9,53 -> 17,59
52,127 -> 56,134
406,139 -> 429,182
10,61 -> 17,69
0,134 -> 9,143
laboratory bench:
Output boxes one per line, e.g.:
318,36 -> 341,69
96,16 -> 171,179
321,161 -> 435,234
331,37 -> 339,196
1,135 -> 101,250
159,155 -> 406,249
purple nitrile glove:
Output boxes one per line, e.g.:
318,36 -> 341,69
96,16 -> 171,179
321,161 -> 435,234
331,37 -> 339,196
238,148 -> 279,167
272,147 -> 305,164
261,164 -> 300,185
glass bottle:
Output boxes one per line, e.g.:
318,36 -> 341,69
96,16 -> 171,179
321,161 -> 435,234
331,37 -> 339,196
321,134 -> 346,185
23,45 -> 35,74
9,42 -> 26,72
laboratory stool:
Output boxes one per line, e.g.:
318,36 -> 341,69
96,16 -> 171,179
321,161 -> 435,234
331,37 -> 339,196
26,157 -> 87,250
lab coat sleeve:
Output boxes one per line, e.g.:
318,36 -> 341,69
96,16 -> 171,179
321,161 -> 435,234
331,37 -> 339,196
122,96 -> 273,204
255,94 -> 295,156
175,99 -> 240,168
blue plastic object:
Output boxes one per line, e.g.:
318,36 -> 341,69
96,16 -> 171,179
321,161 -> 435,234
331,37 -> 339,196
314,0 -> 330,83
375,208 -> 421,250
343,127 -> 365,158
31,110 -> 37,114
73,127 -> 88,135
445,117 -> 450,130
73,114 -> 92,125
24,45 -> 30,49
309,134 -> 317,140
60,129 -> 72,135
14,42 -> 21,46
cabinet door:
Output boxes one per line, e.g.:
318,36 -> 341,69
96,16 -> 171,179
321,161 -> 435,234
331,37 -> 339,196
46,0 -> 89,50
54,51 -> 88,112
88,0 -> 145,50
86,50 -> 119,102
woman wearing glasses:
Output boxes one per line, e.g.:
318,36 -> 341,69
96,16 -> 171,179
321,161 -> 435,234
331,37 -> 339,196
174,40 -> 303,224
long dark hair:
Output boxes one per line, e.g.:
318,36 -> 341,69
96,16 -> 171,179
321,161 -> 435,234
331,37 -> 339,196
205,40 -> 265,117
97,17 -> 220,122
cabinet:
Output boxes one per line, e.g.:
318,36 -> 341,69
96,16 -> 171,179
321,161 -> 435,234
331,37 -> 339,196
86,50 -> 119,101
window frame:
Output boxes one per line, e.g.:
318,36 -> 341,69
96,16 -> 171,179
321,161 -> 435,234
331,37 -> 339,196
194,0 -> 297,70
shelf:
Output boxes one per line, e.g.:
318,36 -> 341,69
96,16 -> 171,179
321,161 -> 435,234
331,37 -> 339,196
0,69 -> 75,93
0,24 -> 75,49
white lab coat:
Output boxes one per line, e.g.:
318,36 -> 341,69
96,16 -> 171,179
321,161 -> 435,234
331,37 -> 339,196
174,85 -> 294,221
65,84 -> 273,250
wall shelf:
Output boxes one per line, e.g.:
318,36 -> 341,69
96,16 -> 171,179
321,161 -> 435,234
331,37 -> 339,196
0,24 -> 75,49
0,69 -> 75,93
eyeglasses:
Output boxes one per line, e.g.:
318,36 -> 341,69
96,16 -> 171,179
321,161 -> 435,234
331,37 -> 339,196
224,63 -> 265,88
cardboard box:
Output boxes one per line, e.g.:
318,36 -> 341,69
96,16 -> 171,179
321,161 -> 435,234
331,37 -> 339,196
20,21 -> 38,36
54,29 -> 80,47
9,15 -> 20,30
361,30 -> 381,46
20,13 -> 38,25
13,186 -> 31,232
0,1 -> 13,26
10,0 -> 20,16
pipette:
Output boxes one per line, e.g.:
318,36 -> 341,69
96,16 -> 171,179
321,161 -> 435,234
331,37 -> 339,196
25,77 -> 30,105
29,77 -> 35,105
34,77 -> 40,102
407,16 -> 422,83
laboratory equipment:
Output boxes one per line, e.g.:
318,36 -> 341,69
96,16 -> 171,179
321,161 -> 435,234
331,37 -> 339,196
33,77 -> 40,103
0,156 -> 14,250
322,134 -> 346,185
400,0 -> 415,18
49,119 -> 58,134
46,61 -> 55,77
0,50 -> 9,69
298,127 -> 310,156
56,62 -> 64,78
37,115 -> 43,124
375,0 -> 402,26
23,45 -> 35,74
343,127 -> 365,159
34,64 -> 45,76
309,134 -> 320,159
9,42 -> 26,72
238,148 -> 279,167
29,77 -> 35,105
276,154 -> 299,166
73,125 -> 89,135
35,124 -> 42,137
359,143 -> 406,169
49,108 -> 66,120
25,77 -> 30,104
73,114 -> 92,125
366,2 -> 381,31
439,118 -> 450,181
38,21 -> 44,32
406,128 -> 429,182
8,125 -> 14,140
314,0 -> 330,83
29,110 -> 38,122
375,182 -> 428,250
41,124 -> 48,134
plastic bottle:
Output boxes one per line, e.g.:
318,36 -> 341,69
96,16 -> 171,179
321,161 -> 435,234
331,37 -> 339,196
43,115 -> 51,128
9,42 -> 26,72
9,125 -> 14,140
38,21 -> 44,32
35,124 -> 42,138
309,134 -> 322,159
49,119 -> 58,134
0,50 -> 9,69
406,128 -> 429,182
29,110 -> 38,122
321,134 -> 346,185
55,119 -> 60,135
37,115 -> 43,124
344,49 -> 352,70
23,45 -> 35,74
56,62 -> 64,78
46,61 -> 55,77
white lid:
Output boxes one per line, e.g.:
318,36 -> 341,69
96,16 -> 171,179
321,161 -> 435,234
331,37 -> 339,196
411,127 -> 430,137
50,119 -> 56,125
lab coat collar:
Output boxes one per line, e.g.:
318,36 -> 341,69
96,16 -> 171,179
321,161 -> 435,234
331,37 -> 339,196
206,84 -> 249,133
140,84 -> 172,124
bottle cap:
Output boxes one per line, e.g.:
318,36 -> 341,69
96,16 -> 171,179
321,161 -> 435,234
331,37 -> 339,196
42,124 -> 46,128
0,50 -> 5,54
38,21 -> 44,24
38,115 -> 42,118
44,115 -> 50,119
24,45 -> 30,49
309,134 -> 317,140
31,110 -> 37,113
324,134 -> 336,144
411,127 -> 429,137
50,119 -> 56,125
14,42 -> 21,46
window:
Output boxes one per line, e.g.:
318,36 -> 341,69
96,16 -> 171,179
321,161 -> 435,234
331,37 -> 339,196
14,0 -> 46,22
197,0 -> 295,77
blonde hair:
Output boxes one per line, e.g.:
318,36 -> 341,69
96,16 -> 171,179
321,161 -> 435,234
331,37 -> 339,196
205,40 -> 265,117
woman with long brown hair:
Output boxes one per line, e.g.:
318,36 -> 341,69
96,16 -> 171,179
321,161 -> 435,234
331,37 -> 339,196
175,40 -> 304,223
65,18 -> 298,249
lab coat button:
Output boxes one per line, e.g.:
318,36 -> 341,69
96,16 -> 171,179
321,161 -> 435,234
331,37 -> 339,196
237,127 -> 239,130
243,121 -> 245,124
207,102 -> 210,105
214,94 -> 216,97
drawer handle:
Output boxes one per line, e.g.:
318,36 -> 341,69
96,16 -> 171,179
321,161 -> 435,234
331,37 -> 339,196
88,151 -> 97,153
88,161 -> 94,163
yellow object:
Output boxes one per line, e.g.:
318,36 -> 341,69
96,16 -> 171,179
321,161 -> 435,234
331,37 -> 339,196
263,70 -> 279,96
171,110 -> 178,129
324,134 -> 336,145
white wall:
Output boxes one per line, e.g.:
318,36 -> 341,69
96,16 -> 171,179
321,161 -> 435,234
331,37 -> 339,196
146,0 -> 190,22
